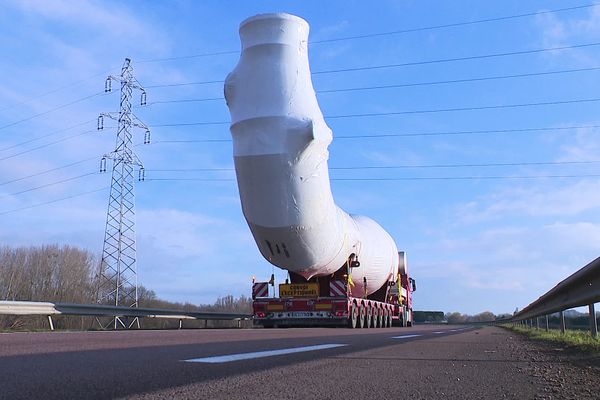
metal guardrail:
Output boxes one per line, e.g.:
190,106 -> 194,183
511,256 -> 600,337
0,300 -> 252,331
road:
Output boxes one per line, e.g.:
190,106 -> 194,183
0,325 -> 597,399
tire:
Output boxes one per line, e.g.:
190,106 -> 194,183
366,306 -> 372,328
359,306 -> 367,329
348,303 -> 358,329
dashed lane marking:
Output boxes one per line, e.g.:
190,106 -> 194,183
433,331 -> 446,334
183,343 -> 348,364
391,334 -> 422,339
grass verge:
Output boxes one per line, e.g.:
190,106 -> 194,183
502,325 -> 600,353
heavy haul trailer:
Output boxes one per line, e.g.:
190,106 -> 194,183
225,12 -> 416,328
252,254 -> 416,328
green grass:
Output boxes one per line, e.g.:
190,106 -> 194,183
503,325 -> 600,353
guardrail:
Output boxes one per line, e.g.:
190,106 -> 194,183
510,256 -> 600,338
0,300 -> 252,331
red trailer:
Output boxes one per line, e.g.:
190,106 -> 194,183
252,252 -> 416,328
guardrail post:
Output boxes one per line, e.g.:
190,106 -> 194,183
559,310 -> 566,334
545,315 -> 549,332
536,317 -> 540,329
589,303 -> 598,338
178,319 -> 182,330
47,315 -> 54,331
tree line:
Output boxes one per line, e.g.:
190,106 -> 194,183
0,244 -> 251,330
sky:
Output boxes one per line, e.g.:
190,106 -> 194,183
1,0 -> 599,315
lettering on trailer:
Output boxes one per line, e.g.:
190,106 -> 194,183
279,283 -> 319,297
252,282 -> 269,299
329,280 -> 347,297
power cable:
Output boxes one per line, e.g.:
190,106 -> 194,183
143,47 -> 600,90
145,97 -> 600,128
0,171 -> 98,200
312,42 -> 600,75
0,186 -> 109,216
146,160 -> 600,173
0,130 -> 100,162
137,3 -> 600,63
0,119 -> 95,153
327,97 -> 600,119
152,124 -> 600,143
144,174 -> 600,182
311,3 -> 600,44
0,157 -> 98,187
145,80 -> 224,89
0,92 -> 110,132
317,66 -> 600,93
0,68 -> 116,114
142,65 -> 600,105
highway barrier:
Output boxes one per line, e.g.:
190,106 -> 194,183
0,300 -> 251,331
510,256 -> 599,338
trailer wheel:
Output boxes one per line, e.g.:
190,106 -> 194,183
359,305 -> 366,329
375,308 -> 381,328
348,303 -> 358,329
383,309 -> 389,328
366,305 -> 373,328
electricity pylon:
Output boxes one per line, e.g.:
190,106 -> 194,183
96,58 -> 150,329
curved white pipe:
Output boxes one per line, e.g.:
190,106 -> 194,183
225,13 -> 399,296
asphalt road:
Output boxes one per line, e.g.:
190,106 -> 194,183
0,325 -> 597,399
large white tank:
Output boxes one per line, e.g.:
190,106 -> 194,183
225,13 -> 399,297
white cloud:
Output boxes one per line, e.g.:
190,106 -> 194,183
417,221 -> 600,297
455,179 -> 600,222
9,0 -> 147,37
535,6 -> 600,65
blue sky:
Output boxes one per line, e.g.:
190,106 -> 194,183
1,0 -> 600,314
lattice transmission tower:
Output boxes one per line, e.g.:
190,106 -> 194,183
96,58 -> 150,329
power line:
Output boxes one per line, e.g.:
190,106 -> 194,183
332,160 -> 600,169
149,121 -> 229,128
0,92 -> 110,132
312,41 -> 600,75
138,50 -> 238,64
152,124 -> 600,144
311,3 -> 600,44
0,68 -> 116,115
0,119 -> 94,153
0,171 -> 98,200
146,160 -> 600,173
334,125 -> 600,139
317,66 -> 600,93
143,57 -> 600,92
0,157 -> 97,187
144,174 -> 600,182
145,97 -> 600,128
327,97 -> 600,119
0,129 -> 99,162
0,186 -> 109,216
137,3 -> 600,63
143,97 -> 222,106
145,80 -> 224,89
332,174 -> 600,181
142,65 -> 600,105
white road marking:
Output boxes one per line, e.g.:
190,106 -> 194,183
391,334 -> 422,339
183,343 -> 347,363
433,331 -> 446,334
